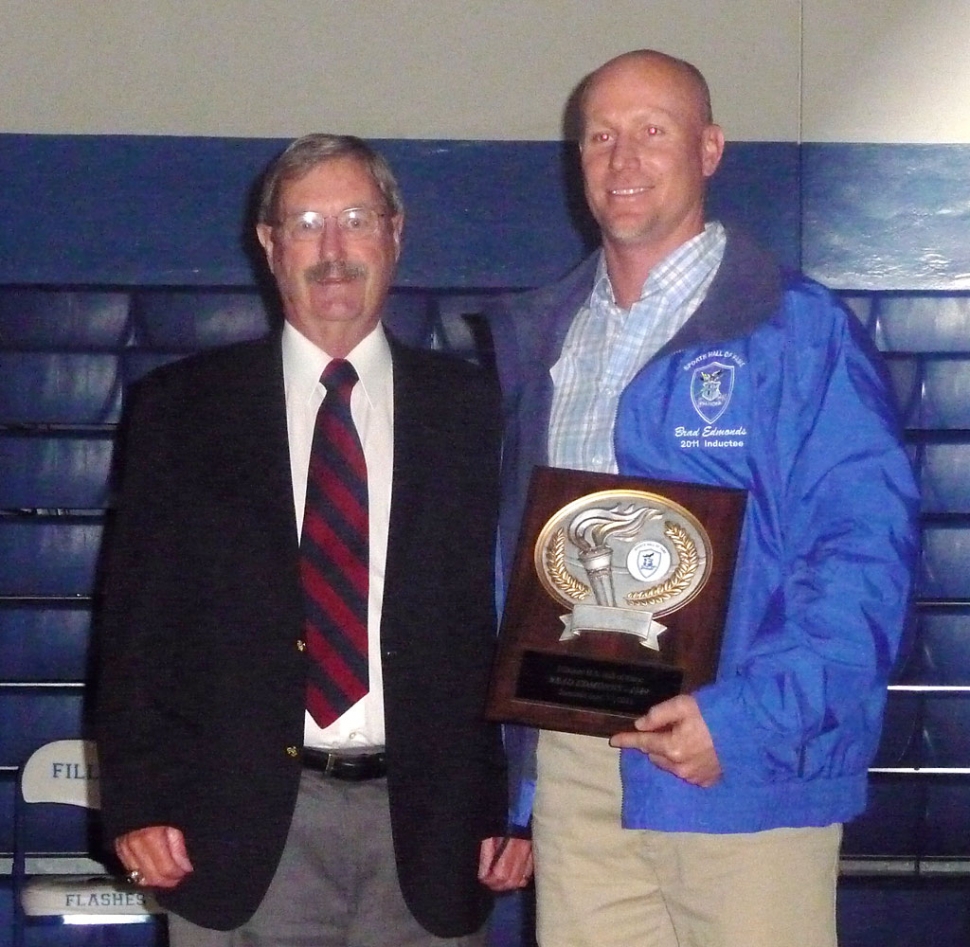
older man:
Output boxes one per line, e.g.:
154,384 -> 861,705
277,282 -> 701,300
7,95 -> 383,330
490,51 -> 918,947
96,134 -> 529,947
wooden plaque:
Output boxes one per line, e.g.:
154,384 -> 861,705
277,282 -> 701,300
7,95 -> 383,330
486,467 -> 747,737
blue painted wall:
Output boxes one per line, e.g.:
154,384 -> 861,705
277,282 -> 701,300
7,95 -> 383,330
804,144 -> 970,291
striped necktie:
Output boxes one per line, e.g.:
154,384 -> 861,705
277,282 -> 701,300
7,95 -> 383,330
301,358 -> 369,728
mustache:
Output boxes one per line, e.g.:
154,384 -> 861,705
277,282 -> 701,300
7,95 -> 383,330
305,260 -> 367,283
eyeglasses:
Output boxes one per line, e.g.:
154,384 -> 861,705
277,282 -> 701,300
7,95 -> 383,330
274,207 -> 388,241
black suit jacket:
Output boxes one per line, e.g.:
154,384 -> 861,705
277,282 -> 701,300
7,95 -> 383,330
95,332 -> 507,935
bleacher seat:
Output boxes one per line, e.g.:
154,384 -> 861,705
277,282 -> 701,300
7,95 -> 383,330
896,611 -> 970,685
0,696 -> 86,771
0,434 -> 113,510
0,605 -> 92,682
0,519 -> 103,598
872,295 -> 970,353
0,292 -> 131,351
0,353 -> 122,426
132,289 -> 271,351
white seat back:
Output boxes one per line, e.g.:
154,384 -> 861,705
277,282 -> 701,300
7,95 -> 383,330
21,876 -> 161,917
21,738 -> 100,808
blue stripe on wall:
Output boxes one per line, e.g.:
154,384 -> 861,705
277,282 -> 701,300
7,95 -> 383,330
0,135 -> 798,288
804,144 -> 970,291
10,136 -> 970,294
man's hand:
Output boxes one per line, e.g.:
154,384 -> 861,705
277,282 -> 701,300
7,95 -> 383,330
115,825 -> 193,889
477,836 -> 533,891
609,694 -> 722,788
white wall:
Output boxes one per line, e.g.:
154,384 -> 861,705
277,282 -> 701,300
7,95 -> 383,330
803,0 -> 970,142
0,0 -> 797,140
1,1 -> 968,143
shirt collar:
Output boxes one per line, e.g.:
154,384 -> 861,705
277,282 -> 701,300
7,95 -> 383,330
282,320 -> 392,409
592,220 -> 726,309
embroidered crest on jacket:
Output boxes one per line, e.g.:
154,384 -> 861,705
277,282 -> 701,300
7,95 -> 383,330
690,360 -> 734,424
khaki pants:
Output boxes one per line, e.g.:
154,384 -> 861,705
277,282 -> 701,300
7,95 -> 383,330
533,730 -> 841,947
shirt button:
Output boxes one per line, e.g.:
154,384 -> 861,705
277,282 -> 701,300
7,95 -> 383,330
296,640 -> 306,652
286,746 -> 299,758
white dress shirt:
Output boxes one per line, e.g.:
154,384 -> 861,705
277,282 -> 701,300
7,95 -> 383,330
282,321 -> 393,750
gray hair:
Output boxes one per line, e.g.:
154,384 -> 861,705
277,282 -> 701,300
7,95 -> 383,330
257,134 -> 404,224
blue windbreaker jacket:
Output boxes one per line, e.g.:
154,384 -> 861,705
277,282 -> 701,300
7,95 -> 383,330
489,229 -> 919,833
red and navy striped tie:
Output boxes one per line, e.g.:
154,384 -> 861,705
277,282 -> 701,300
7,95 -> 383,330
301,359 -> 369,728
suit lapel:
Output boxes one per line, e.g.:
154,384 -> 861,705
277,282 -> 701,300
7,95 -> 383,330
243,341 -> 295,527
381,341 -> 458,654
217,337 -> 301,576
385,340 -> 439,552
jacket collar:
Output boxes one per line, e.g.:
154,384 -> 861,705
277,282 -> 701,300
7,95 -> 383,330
652,227 -> 783,363
537,227 -> 783,370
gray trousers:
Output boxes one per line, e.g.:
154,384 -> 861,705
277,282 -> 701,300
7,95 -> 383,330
167,770 -> 487,947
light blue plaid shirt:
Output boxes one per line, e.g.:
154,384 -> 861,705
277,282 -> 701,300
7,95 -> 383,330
548,222 -> 727,473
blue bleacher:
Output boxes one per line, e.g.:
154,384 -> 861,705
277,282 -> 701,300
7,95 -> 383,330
3,282 -> 970,942
840,293 -> 970,878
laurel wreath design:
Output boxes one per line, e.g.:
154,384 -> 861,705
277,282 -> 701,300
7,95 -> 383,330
546,521 -> 699,608
625,521 -> 698,608
546,528 -> 591,602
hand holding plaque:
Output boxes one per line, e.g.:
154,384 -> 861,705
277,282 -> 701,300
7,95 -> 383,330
486,468 -> 746,737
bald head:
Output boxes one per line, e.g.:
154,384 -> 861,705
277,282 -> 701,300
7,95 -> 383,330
578,50 -> 714,136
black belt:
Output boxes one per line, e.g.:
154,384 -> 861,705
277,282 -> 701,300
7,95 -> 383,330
302,747 -> 387,781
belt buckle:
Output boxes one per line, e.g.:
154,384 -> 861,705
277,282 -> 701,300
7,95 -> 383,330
302,747 -> 385,780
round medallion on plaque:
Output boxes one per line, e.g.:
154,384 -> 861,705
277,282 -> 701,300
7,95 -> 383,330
533,489 -> 713,619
